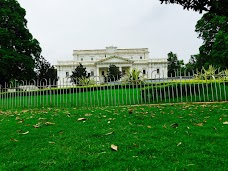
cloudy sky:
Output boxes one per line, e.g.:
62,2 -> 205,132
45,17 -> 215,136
17,0 -> 203,65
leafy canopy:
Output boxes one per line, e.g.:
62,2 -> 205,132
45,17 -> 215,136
0,0 -> 42,85
167,52 -> 184,77
35,56 -> 58,85
195,12 -> 228,69
70,63 -> 88,84
159,0 -> 228,16
107,64 -> 122,82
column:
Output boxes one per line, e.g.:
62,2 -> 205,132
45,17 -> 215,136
96,67 -> 100,83
119,66 -> 122,72
129,67 -> 132,72
119,67 -> 122,81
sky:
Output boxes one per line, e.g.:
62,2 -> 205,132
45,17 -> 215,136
17,0 -> 203,65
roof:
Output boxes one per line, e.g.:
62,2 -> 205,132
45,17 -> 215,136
95,56 -> 134,64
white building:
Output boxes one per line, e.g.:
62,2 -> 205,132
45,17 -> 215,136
56,46 -> 168,85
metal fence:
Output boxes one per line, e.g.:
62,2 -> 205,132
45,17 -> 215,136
0,72 -> 228,109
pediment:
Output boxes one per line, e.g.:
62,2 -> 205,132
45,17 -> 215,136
96,56 -> 133,64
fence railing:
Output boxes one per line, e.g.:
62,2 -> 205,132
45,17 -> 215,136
1,71 -> 228,109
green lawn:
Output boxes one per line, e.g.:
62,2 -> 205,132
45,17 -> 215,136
1,81 -> 228,109
0,103 -> 227,170
0,87 -> 142,109
142,81 -> 228,104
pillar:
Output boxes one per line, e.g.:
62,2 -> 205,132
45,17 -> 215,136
119,67 -> 122,81
96,67 -> 100,83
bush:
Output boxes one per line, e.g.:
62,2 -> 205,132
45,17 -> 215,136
78,77 -> 96,86
122,69 -> 145,84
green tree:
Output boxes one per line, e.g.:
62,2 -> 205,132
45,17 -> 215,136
70,63 -> 88,84
0,0 -> 42,86
167,52 -> 184,77
185,55 -> 196,74
185,54 -> 208,74
35,56 -> 58,86
159,0 -> 228,16
195,12 -> 228,69
107,65 -> 122,82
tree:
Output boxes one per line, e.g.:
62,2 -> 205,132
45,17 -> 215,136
185,55 -> 197,74
185,54 -> 208,73
35,56 -> 58,86
0,0 -> 42,86
167,52 -> 184,77
159,0 -> 228,16
195,12 -> 228,69
106,65 -> 122,82
70,63 -> 88,84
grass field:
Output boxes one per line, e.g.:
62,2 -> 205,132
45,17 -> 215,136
142,81 -> 228,103
1,81 -> 228,109
0,103 -> 227,170
0,87 -> 141,109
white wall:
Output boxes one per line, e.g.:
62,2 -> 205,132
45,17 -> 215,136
57,48 -> 167,85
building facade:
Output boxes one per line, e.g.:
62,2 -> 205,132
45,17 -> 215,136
56,46 -> 168,85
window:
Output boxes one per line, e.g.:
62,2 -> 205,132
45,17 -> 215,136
102,71 -> 105,76
91,58 -> 93,61
122,70 -> 126,75
131,56 -> 133,59
91,71 -> 94,76
88,73 -> 91,77
105,54 -> 106,58
66,72 -> 69,77
140,56 -> 142,59
157,69 -> 160,74
143,69 -> 146,75
81,58 -> 83,61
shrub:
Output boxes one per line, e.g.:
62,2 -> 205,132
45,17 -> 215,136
194,65 -> 228,80
122,69 -> 145,84
78,77 -> 96,86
